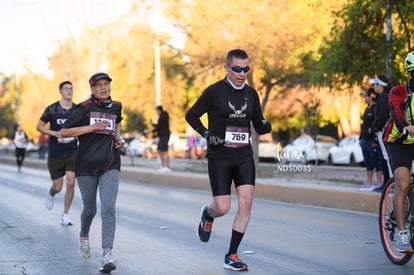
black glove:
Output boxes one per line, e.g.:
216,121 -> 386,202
203,130 -> 224,147
257,120 -> 271,134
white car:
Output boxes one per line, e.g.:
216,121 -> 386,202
327,135 -> 364,166
280,134 -> 337,164
258,139 -> 278,162
126,137 -> 146,157
169,133 -> 190,159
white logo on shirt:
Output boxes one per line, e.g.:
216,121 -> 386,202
228,100 -> 247,118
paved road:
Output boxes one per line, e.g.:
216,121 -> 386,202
0,154 -> 379,214
1,163 -> 413,275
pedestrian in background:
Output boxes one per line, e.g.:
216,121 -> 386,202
36,80 -> 78,226
186,49 -> 272,271
358,88 -> 383,191
150,105 -> 171,173
13,125 -> 27,172
370,74 -> 391,191
61,72 -> 124,273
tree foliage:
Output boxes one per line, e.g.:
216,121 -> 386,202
309,0 -> 414,88
3,0 -> 414,147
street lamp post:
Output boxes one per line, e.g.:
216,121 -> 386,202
15,73 -> 21,125
154,35 -> 161,106
149,0 -> 162,107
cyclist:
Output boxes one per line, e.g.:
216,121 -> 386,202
383,51 -> 414,253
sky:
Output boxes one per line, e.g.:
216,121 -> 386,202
0,0 -> 133,75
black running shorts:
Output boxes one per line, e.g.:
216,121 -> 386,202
158,136 -> 170,152
207,156 -> 255,196
47,153 -> 77,180
387,143 -> 414,171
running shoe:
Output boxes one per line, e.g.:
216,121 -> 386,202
358,182 -> 373,191
79,236 -> 91,259
45,189 -> 54,210
197,204 -> 214,242
99,253 -> 116,273
372,182 -> 383,193
224,253 -> 248,271
397,230 -> 414,253
60,214 -> 73,226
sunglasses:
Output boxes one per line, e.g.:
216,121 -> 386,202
230,66 -> 250,73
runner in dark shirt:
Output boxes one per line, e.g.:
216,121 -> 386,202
36,80 -> 78,226
61,72 -> 124,273
186,49 -> 271,271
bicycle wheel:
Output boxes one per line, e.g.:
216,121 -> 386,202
378,178 -> 413,265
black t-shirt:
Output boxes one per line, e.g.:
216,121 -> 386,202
185,78 -> 271,158
39,101 -> 78,158
360,104 -> 375,140
373,91 -> 389,132
153,111 -> 170,137
62,97 -> 123,176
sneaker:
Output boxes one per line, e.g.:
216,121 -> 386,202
79,236 -> 91,259
372,182 -> 383,192
197,204 -> 214,242
60,214 -> 73,226
99,254 -> 116,273
45,189 -> 54,210
358,182 -> 373,191
397,230 -> 414,253
224,253 -> 248,271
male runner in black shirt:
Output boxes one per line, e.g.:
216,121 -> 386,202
36,80 -> 78,226
186,49 -> 271,271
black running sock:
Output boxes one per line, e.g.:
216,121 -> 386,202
228,230 -> 244,255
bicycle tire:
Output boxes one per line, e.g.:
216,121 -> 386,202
378,178 -> 413,265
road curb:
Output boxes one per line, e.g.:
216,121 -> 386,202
0,156 -> 380,214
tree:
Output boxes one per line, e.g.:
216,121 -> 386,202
166,0 -> 346,166
301,0 -> 414,136
310,0 -> 414,89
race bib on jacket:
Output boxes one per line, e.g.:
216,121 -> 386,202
224,126 -> 249,148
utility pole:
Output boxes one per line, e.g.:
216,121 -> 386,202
385,0 -> 393,80
15,73 -> 21,125
155,35 -> 161,106
153,0 -> 161,106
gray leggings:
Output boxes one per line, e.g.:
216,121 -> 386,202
77,169 -> 119,249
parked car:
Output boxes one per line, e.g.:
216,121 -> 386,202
258,139 -> 278,162
327,135 -> 364,166
126,136 -> 147,157
26,141 -> 39,152
169,133 -> 190,159
142,138 -> 158,158
280,134 -> 337,164
190,136 -> 207,159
